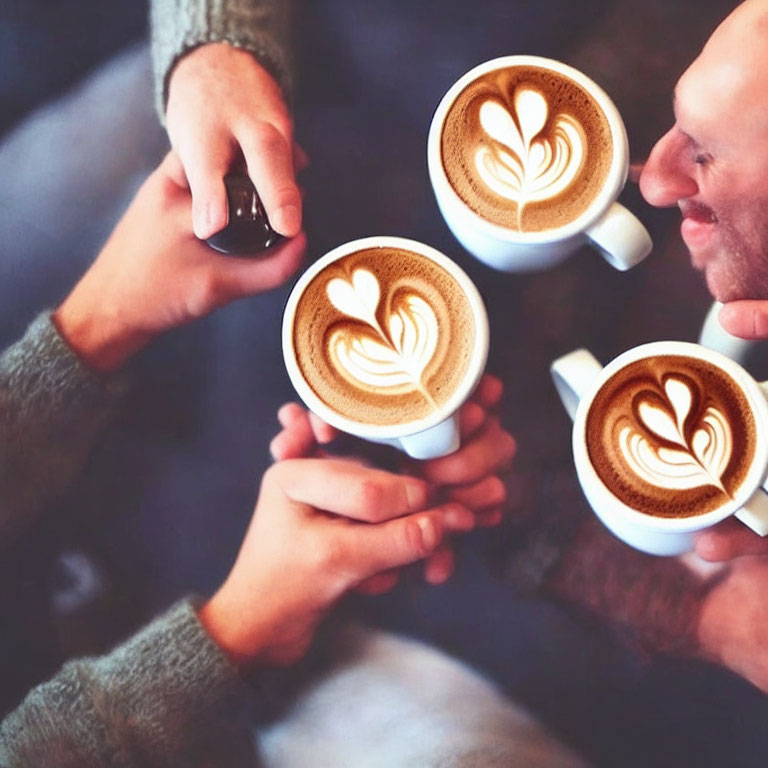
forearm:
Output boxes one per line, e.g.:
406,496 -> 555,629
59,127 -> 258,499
506,510 -> 719,657
544,517 -> 715,656
0,313 -> 127,543
0,599 -> 256,767
150,0 -> 294,118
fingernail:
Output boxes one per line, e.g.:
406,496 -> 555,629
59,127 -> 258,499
417,517 -> 439,551
443,505 -> 474,531
273,204 -> 300,236
193,203 -> 212,239
405,479 -> 427,511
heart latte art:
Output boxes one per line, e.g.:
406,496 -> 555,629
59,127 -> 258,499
586,356 -> 757,518
441,65 -> 613,232
291,247 -> 475,426
325,268 -> 439,408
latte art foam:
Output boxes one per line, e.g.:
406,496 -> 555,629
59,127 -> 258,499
292,247 -> 475,426
441,65 -> 613,232
476,90 -> 586,228
586,356 -> 756,518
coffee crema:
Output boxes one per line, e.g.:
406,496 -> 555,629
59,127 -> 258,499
291,246 -> 475,426
586,355 -> 756,518
441,65 -> 614,232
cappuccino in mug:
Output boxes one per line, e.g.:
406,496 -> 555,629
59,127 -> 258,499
428,56 -> 652,272
441,64 -> 613,233
586,355 -> 757,518
291,245 -> 475,425
283,237 -> 489,459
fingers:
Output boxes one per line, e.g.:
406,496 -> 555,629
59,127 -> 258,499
238,122 -> 302,237
271,458 -> 429,522
719,301 -> 768,339
354,570 -> 400,595
446,474 -> 507,510
423,544 -> 455,584
476,506 -> 504,527
157,151 -> 190,191
213,231 -> 307,298
695,519 -> 768,560
293,143 -> 310,174
337,502 -> 472,581
271,404 -> 317,460
309,412 -> 338,444
270,403 -> 338,460
176,138 -> 232,240
471,373 -> 503,411
458,401 -> 486,439
270,403 -> 338,461
418,418 -> 517,486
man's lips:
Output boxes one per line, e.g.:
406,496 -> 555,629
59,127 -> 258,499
678,200 -> 717,266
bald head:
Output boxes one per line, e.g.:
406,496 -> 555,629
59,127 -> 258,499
693,0 -> 768,112
638,0 -> 768,302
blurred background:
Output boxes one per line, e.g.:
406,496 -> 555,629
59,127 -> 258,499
2,1 -> 766,766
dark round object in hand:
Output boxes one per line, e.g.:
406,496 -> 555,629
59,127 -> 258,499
205,174 -> 282,255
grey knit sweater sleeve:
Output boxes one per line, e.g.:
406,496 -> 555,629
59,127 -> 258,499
0,598 -> 257,767
0,313 -> 127,543
150,0 -> 293,120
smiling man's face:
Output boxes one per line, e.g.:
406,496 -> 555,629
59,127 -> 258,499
639,0 -> 768,302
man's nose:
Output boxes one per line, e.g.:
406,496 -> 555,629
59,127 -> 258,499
638,127 -> 698,207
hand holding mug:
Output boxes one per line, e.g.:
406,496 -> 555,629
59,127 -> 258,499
282,237 -> 489,459
269,373 -> 514,585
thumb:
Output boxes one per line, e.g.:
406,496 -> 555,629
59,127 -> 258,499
696,518 -> 768,560
215,231 -> 307,299
339,503 -> 468,584
719,301 -> 768,339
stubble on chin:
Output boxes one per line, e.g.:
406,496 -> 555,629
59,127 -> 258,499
704,248 -> 768,303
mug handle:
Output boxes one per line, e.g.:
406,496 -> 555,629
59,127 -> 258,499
735,380 -> 768,535
586,202 -> 653,272
550,349 -> 603,421
736,485 -> 768,536
396,414 -> 460,460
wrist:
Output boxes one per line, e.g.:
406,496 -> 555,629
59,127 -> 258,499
53,292 -> 149,373
197,588 -> 268,668
695,576 -> 732,666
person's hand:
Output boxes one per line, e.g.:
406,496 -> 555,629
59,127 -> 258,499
717,301 -> 768,339
165,43 -> 302,240
197,458 -> 474,667
413,374 -> 515,526
53,152 -> 305,373
269,374 -> 516,586
697,556 -> 768,693
696,519 -> 768,560
694,521 -> 768,693
408,374 -> 516,582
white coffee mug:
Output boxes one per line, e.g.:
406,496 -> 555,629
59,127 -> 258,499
698,300 -> 757,366
282,236 -> 489,459
428,55 -> 652,273
551,341 -> 768,555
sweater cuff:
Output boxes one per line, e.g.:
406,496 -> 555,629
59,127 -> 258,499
536,516 -> 718,657
150,0 -> 293,122
15,311 -> 129,404
0,599 -> 255,765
